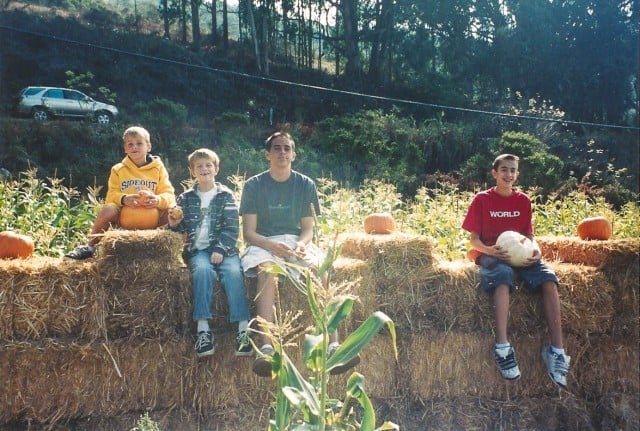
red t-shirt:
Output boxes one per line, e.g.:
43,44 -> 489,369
462,187 -> 533,246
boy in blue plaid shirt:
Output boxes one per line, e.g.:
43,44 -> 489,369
169,148 -> 251,358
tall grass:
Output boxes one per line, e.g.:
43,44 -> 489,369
2,173 -> 638,258
0,170 -> 98,257
316,180 -> 640,260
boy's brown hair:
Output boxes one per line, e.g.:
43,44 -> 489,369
492,153 -> 520,170
188,148 -> 220,168
264,131 -> 295,151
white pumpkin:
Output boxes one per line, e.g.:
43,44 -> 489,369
495,230 -> 540,267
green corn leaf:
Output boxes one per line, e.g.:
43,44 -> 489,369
327,311 -> 397,373
326,296 -> 355,333
281,351 -> 321,417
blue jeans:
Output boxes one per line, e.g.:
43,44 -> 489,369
187,250 -> 250,323
478,255 -> 559,293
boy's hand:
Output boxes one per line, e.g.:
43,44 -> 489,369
168,206 -> 184,226
210,252 -> 223,265
491,245 -> 509,260
525,244 -> 542,264
270,241 -> 303,259
138,190 -> 160,208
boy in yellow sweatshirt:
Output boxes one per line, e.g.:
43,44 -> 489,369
65,125 -> 176,260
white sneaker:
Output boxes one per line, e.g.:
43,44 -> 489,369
542,346 -> 570,387
494,345 -> 521,381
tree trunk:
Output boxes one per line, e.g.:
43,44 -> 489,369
245,0 -> 262,72
368,0 -> 394,85
222,0 -> 229,51
191,0 -> 201,51
161,0 -> 170,39
340,0 -> 360,81
181,0 -> 188,44
211,0 -> 218,45
262,12 -> 269,75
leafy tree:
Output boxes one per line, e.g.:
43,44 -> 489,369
460,131 -> 563,193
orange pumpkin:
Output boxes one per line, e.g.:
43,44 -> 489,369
364,212 -> 395,234
119,206 -> 160,230
0,230 -> 35,259
577,216 -> 612,240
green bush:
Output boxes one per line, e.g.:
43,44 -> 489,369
459,131 -> 563,194
307,110 -> 425,195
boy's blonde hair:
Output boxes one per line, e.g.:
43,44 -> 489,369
188,148 -> 220,168
122,126 -> 151,144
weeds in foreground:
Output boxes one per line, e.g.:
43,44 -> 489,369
130,412 -> 161,431
253,244 -> 399,431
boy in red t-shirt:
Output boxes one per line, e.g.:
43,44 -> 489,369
462,154 -> 570,387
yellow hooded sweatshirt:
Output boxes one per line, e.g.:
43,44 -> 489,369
105,155 -> 176,209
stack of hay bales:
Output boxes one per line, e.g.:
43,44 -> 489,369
0,229 -> 270,429
0,229 -> 638,430
336,232 -> 639,430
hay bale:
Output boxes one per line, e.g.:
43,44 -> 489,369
376,260 -> 482,333
537,236 -> 639,268
0,335 -> 265,424
577,338 -> 639,398
398,395 -> 595,431
550,263 -> 616,337
332,257 -> 376,324
382,261 -> 615,338
99,264 -> 191,339
349,335 -> 399,399
402,332 -> 587,401
96,229 -> 184,264
0,257 -> 105,341
95,230 -> 192,339
339,233 -> 436,284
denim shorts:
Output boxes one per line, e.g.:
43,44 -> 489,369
477,255 -> 558,293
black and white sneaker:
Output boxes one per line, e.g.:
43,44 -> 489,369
494,345 -> 521,381
235,331 -> 253,356
64,245 -> 96,260
542,346 -> 570,387
195,331 -> 215,357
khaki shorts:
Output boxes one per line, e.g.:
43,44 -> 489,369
241,234 -> 325,279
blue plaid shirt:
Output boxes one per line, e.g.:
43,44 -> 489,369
171,183 -> 240,257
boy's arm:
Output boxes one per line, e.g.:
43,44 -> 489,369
215,193 -> 240,254
105,166 -> 126,207
155,166 -> 176,209
470,232 -> 508,260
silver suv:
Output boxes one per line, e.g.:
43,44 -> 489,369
14,86 -> 118,125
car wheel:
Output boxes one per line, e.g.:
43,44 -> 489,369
95,111 -> 112,125
32,108 -> 49,121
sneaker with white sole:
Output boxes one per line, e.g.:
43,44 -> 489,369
195,331 -> 215,358
235,331 -> 253,357
494,345 -> 521,381
252,344 -> 275,377
542,346 -> 570,387
64,245 -> 96,260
